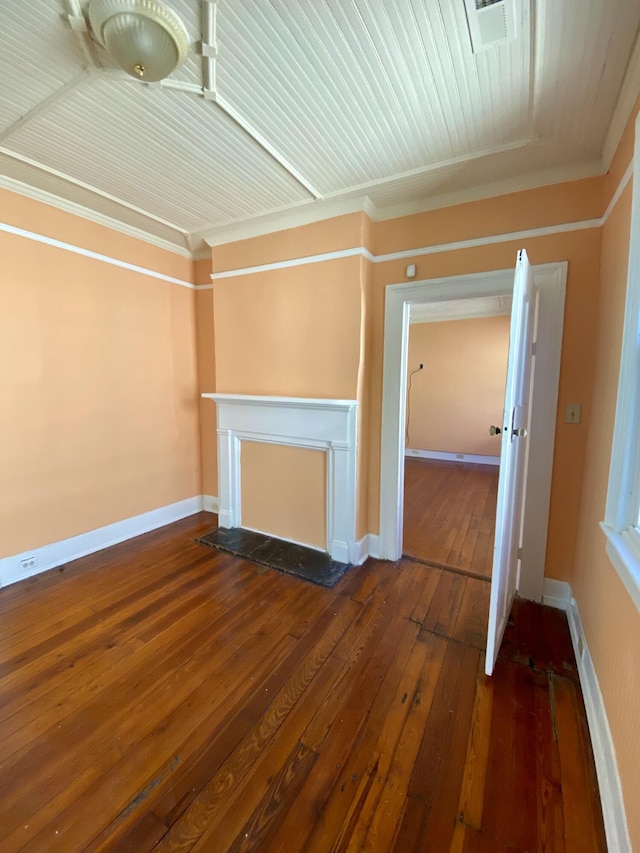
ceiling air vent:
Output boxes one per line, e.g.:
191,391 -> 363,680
464,0 -> 518,53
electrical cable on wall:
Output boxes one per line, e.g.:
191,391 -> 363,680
405,363 -> 424,446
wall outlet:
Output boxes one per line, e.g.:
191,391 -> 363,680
20,555 -> 38,571
456,453 -> 464,459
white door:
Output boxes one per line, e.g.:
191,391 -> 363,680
485,249 -> 536,676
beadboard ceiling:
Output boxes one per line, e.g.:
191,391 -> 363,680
0,0 -> 639,256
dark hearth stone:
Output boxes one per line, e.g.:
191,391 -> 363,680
197,527 -> 351,588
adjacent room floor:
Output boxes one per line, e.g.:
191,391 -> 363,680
0,513 -> 605,851
403,457 -> 499,578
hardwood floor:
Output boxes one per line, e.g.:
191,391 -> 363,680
0,513 -> 605,852
403,458 -> 499,577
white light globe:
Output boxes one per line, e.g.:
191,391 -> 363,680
89,0 -> 189,82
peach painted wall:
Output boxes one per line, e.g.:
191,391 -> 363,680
195,288 -> 217,499
570,146 -> 640,842
211,219 -> 366,548
213,256 -> 362,398
406,317 -> 509,456
213,212 -> 366,272
211,185 -> 604,574
0,187 -> 192,282
0,190 -> 201,560
241,442 -> 326,550
357,257 -> 375,540
193,255 -> 217,499
375,175 -> 604,256
367,225 -> 602,583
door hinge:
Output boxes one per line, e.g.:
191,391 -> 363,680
517,547 -> 523,560
531,341 -> 537,356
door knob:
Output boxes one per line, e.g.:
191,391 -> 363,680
489,425 -> 501,435
512,427 -> 527,438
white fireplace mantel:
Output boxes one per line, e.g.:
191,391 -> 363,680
202,393 -> 360,563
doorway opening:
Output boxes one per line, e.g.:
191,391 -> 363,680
378,262 -> 567,604
403,298 -> 511,578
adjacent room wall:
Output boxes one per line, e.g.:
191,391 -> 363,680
0,189 -> 201,561
406,316 -> 509,456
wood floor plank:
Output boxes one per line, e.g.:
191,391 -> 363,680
5,576 -> 307,848
360,632 -> 448,853
12,628 -> 299,851
403,459 -> 498,576
0,555 -> 246,755
86,584 -> 336,848
457,667 -> 494,831
152,652 -> 346,853
407,563 -> 442,625
395,641 -> 480,851
534,673 -> 565,853
508,663 -> 541,851
479,659 -> 516,844
221,741 -> 318,853
266,608 -> 420,851
452,577 -> 490,650
422,571 -> 468,638
300,617 -> 422,852
148,596 -> 360,842
553,675 -> 607,852
337,632 -> 434,850
0,514 -> 607,853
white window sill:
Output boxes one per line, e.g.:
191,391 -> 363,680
600,522 -> 640,612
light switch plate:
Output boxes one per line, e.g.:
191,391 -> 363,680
565,403 -> 582,424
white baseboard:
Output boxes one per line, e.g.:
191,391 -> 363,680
0,496 -> 204,589
367,533 -> 381,560
348,533 -> 382,564
405,448 -> 500,466
350,535 -> 369,566
542,577 -> 572,610
566,596 -> 632,852
202,495 -> 219,513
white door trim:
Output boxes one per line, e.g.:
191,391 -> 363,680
378,261 -> 567,602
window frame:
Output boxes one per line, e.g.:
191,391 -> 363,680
601,112 -> 640,612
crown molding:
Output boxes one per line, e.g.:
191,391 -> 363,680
1,146 -> 186,232
207,159 -> 631,279
371,158 -> 604,222
192,245 -> 212,261
603,30 -> 640,171
209,215 -> 601,281
0,173 -> 192,259
1,154 -> 607,263
194,195 -> 379,248
191,159 -> 605,250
